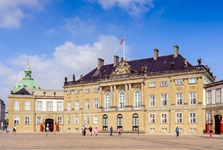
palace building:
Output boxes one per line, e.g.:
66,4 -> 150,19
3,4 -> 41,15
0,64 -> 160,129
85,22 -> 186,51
63,45 -> 215,134
8,45 -> 216,134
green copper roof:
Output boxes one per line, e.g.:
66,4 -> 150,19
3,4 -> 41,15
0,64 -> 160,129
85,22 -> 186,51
13,64 -> 41,93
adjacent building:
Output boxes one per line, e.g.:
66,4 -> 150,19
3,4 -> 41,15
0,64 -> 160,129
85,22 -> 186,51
0,99 -> 6,127
63,45 -> 215,134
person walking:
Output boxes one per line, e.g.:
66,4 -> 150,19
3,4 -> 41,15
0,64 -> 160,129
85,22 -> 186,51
110,126 -> 113,136
209,129 -> 213,138
175,126 -> 179,137
82,125 -> 86,136
89,126 -> 92,136
117,127 -> 121,136
94,127 -> 98,136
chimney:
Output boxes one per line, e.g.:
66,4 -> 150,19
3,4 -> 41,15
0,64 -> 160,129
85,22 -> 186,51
113,55 -> 119,67
174,45 -> 179,57
97,58 -> 104,70
154,49 -> 159,60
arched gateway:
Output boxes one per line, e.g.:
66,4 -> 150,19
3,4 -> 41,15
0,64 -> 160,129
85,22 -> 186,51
45,119 -> 54,132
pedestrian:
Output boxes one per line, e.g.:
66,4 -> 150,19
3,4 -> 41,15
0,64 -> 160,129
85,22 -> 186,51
175,126 -> 179,137
13,125 -> 16,134
117,127 -> 121,136
89,126 -> 92,136
110,126 -> 113,136
209,129 -> 213,138
82,125 -> 86,136
94,127 -> 98,136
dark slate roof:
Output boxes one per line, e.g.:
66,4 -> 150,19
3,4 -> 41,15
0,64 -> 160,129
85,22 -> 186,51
14,88 -> 32,95
64,54 -> 211,86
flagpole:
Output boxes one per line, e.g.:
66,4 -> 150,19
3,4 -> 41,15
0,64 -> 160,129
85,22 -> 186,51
123,35 -> 125,60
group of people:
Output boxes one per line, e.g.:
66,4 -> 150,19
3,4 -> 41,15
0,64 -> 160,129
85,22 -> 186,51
82,126 -> 98,136
109,126 -> 121,136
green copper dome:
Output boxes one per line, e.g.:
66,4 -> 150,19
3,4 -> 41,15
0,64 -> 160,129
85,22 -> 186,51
13,64 -> 41,93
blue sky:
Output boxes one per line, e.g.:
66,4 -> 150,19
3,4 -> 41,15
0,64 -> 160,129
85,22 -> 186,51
1,0 -> 223,106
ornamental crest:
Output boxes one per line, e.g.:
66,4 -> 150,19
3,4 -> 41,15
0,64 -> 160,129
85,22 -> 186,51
112,59 -> 131,75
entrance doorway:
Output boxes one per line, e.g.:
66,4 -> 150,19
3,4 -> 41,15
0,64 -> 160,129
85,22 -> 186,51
214,115 -> 222,134
45,119 -> 54,132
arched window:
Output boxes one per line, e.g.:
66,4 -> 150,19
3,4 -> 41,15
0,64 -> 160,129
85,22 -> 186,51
117,114 -> 123,130
132,113 -> 139,131
134,91 -> 141,108
119,92 -> 125,108
103,114 -> 108,131
105,93 -> 111,109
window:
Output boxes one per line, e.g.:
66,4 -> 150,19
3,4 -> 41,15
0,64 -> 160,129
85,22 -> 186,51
188,78 -> 197,84
74,116 -> 79,124
36,116 -> 42,124
189,92 -> 196,105
24,116 -> 30,124
176,93 -> 183,105
93,116 -> 98,124
85,89 -> 90,94
74,89 -> 79,94
149,114 -> 155,124
190,128 -> 196,133
85,100 -> 90,110
93,88 -> 98,93
161,94 -> 168,106
216,89 -> 221,103
160,81 -> 167,87
57,101 -> 63,111
67,90 -> 72,95
134,91 -> 141,108
161,114 -> 167,124
119,92 -> 125,108
117,114 -> 123,130
24,101 -> 30,110
47,101 -> 53,111
36,101 -> 42,111
58,117 -> 63,124
189,112 -> 196,123
175,79 -> 183,85
13,116 -> 19,124
207,90 -> 212,104
103,114 -> 108,131
94,99 -> 98,109
149,95 -> 155,107
149,82 -> 156,88
206,112 -> 212,123
67,101 -> 71,110
14,101 -> 19,110
75,100 -> 79,110
149,128 -> 155,133
132,113 -> 139,131
176,113 -> 183,124
105,93 -> 111,109
66,116 -> 71,124
85,116 -> 90,124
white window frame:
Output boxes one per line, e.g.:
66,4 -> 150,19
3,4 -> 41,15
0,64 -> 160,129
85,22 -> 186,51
149,114 -> 156,124
85,100 -> 90,110
94,99 -> 98,109
67,101 -> 71,110
207,90 -> 212,104
14,101 -> 19,110
74,89 -> 79,94
134,90 -> 141,108
24,116 -> 30,124
189,92 -> 196,105
188,78 -> 197,84
75,100 -> 79,110
105,93 -> 111,109
57,116 -> 63,124
160,81 -> 167,87
85,116 -> 90,124
74,116 -> 79,124
161,113 -> 167,124
189,112 -> 196,124
67,90 -> 72,95
119,91 -> 125,108
176,113 -> 183,124
36,101 -> 42,111
149,82 -> 156,88
161,94 -> 168,106
24,101 -> 30,110
36,116 -> 42,124
85,89 -> 90,94
93,88 -> 98,93
57,101 -> 63,111
66,116 -> 71,124
216,89 -> 221,103
175,79 -> 183,85
149,95 -> 155,107
13,116 -> 19,124
47,101 -> 53,111
93,115 -> 98,125
176,93 -> 183,105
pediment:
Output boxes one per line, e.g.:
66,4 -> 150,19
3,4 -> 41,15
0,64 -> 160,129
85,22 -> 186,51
112,60 -> 131,75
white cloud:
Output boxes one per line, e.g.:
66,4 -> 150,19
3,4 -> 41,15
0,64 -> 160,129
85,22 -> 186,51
0,35 -> 123,107
0,0 -> 43,29
95,0 -> 154,17
64,17 -> 96,36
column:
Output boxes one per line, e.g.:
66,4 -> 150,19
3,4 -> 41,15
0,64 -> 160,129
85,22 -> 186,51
128,83 -> 132,106
141,82 -> 144,106
114,85 -> 116,107
110,86 -> 113,107
99,87 -> 102,108
125,84 -> 128,106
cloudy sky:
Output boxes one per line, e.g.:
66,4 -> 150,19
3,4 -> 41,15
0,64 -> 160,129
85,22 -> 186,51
1,0 -> 223,107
